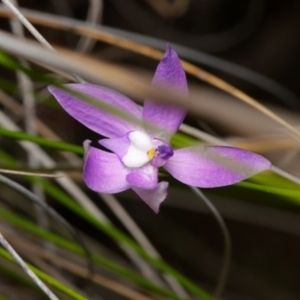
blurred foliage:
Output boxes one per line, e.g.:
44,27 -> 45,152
0,1 -> 300,300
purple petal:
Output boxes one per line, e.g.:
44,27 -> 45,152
164,146 -> 271,188
126,164 -> 158,189
83,140 -> 130,193
48,84 -> 142,138
132,181 -> 169,213
99,134 -> 130,159
143,45 -> 188,140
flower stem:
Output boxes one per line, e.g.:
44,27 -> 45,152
190,187 -> 231,300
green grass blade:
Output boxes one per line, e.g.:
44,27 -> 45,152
0,207 -> 184,300
0,248 -> 88,300
0,127 -> 83,154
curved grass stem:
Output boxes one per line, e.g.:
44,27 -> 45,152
190,187 -> 231,300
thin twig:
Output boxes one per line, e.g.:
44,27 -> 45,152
1,0 -> 54,51
1,0 -> 84,83
190,187 -> 231,300
0,231 -> 60,300
0,168 -> 61,177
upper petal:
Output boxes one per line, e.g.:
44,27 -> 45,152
83,140 -> 130,193
143,45 -> 188,140
164,146 -> 271,188
132,181 -> 169,213
126,164 -> 158,189
48,84 -> 142,138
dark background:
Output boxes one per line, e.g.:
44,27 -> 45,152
2,1 -> 300,299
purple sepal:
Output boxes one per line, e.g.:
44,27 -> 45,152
48,84 -> 142,139
164,146 -> 271,188
143,45 -> 188,140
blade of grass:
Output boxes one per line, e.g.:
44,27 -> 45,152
3,201 -> 173,298
0,247 -> 88,300
0,206 -> 185,300
0,127 -> 83,154
0,231 -> 60,300
0,173 -> 93,278
4,231 -> 162,300
0,261 -> 42,293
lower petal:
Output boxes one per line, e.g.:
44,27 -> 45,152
164,146 -> 271,188
132,181 -> 169,213
126,164 -> 158,189
83,141 -> 130,193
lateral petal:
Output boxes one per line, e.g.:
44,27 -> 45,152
164,146 -> 271,188
48,84 -> 142,138
83,140 -> 130,193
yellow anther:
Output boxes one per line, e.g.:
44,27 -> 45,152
147,148 -> 156,159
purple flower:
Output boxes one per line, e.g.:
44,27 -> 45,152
48,45 -> 271,213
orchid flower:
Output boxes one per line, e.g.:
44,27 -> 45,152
48,45 -> 271,213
